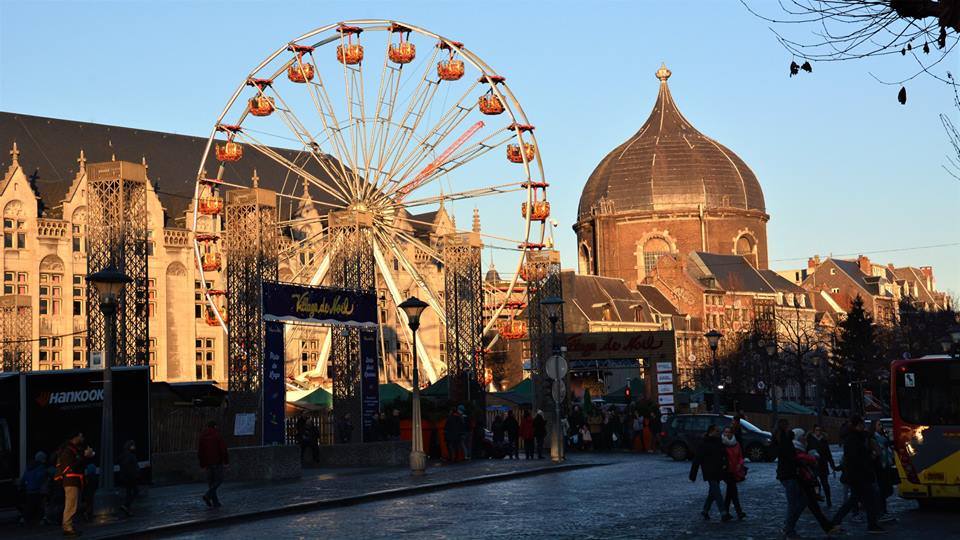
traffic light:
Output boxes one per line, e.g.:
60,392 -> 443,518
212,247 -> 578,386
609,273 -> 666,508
624,385 -> 631,402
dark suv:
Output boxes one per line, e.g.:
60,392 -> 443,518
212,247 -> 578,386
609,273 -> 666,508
660,414 -> 773,463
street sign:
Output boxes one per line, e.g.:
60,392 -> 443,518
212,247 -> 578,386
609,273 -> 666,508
904,373 -> 915,388
757,381 -> 766,390
545,354 -> 568,380
657,372 -> 673,383
657,383 -> 673,394
551,379 -> 566,402
655,362 -> 673,373
90,351 -> 103,370
658,394 -> 674,405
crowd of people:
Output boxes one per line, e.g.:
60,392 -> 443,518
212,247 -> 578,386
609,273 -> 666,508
566,405 -> 662,454
687,413 -> 900,538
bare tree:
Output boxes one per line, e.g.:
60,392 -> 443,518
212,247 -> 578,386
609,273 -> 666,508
743,1 -> 959,92
773,300 -> 829,405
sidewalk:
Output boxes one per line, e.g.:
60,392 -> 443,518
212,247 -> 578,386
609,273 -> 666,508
5,456 -> 602,539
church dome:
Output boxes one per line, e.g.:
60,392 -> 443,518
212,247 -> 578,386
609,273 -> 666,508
578,64 -> 765,219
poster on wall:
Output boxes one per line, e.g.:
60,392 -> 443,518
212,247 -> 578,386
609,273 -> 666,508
360,330 -> 380,442
262,320 -> 286,445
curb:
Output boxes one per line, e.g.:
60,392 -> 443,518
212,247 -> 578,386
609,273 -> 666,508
95,462 -> 604,538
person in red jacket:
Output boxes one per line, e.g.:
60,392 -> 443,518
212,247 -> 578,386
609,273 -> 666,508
520,410 -> 535,460
720,426 -> 747,521
197,421 -> 229,508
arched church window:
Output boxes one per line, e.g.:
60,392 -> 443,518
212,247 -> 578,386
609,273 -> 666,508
643,237 -> 671,276
735,235 -> 754,256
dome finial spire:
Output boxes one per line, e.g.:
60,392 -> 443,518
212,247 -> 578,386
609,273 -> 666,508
656,62 -> 671,82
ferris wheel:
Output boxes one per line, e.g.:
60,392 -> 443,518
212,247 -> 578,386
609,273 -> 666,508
191,20 -> 550,381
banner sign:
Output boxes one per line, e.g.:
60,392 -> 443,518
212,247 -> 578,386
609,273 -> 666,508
564,331 -> 674,360
360,330 -> 380,442
262,320 -> 286,445
262,281 -> 377,327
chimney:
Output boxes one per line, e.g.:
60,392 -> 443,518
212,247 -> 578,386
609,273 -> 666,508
857,255 -> 871,275
808,255 -> 820,269
920,266 -> 934,290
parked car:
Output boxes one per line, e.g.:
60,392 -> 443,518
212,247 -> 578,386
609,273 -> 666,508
660,413 -> 773,463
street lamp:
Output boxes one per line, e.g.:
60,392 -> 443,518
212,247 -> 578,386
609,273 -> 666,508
704,330 -> 723,413
87,265 -> 131,521
540,295 -> 565,463
762,339 -> 780,426
399,296 -> 428,475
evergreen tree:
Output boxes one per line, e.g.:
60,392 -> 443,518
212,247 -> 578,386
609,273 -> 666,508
835,295 -> 884,405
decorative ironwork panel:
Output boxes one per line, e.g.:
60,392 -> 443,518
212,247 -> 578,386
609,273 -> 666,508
85,162 -> 149,367
442,233 -> 483,401
329,216 -> 375,443
0,295 -> 31,371
525,250 -> 564,412
225,187 -> 278,394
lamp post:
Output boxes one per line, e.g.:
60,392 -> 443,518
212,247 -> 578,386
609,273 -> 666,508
399,296 -> 428,475
540,295 -> 565,463
763,340 -> 780,426
704,330 -> 723,413
87,265 -> 131,521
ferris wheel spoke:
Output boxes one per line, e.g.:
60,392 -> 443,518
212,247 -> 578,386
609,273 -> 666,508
299,51 -> 358,185
336,34 -> 368,197
234,131 -> 352,206
366,44 -> 442,199
372,229 -> 445,323
264,85 -> 359,201
392,130 -> 515,199
389,215 -> 529,249
371,239 -> 441,382
399,182 -> 527,209
375,223 -> 444,264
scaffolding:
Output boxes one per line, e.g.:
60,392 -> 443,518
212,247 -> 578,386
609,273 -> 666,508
85,161 -> 149,367
442,232 -> 483,402
328,210 -> 376,442
224,183 -> 279,394
525,250 -> 564,413
0,295 -> 31,372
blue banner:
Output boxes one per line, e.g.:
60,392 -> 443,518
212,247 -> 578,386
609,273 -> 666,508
360,330 -> 380,442
262,320 -> 286,446
262,281 -> 377,327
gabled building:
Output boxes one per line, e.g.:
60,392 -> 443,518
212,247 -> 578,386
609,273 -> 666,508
800,255 -> 900,325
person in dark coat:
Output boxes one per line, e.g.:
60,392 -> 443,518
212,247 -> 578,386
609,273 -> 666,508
492,413 -> 505,444
197,421 -> 229,508
774,419 -> 805,539
806,424 -> 836,507
118,440 -> 139,515
791,428 -> 840,536
689,424 -> 726,520
830,416 -> 883,533
444,408 -> 463,462
533,410 -> 547,459
520,410 -> 535,459
19,451 -> 48,524
503,411 -> 520,459
649,412 -> 662,453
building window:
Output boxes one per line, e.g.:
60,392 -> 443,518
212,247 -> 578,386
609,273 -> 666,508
642,237 -> 671,276
3,218 -> 26,249
196,338 -> 215,380
149,338 -> 158,379
830,287 -> 840,294
146,230 -> 155,257
299,339 -> 319,374
39,272 -> 63,315
73,275 -> 85,316
148,278 -> 157,318
5,272 -> 28,295
829,268 -> 836,276
39,337 -> 62,370
72,336 -> 87,369
72,224 -> 84,252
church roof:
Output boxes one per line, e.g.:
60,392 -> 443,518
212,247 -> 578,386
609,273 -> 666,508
0,112 -> 338,223
578,64 -> 765,219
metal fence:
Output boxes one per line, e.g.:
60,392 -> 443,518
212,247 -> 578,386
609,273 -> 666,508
285,411 -> 336,446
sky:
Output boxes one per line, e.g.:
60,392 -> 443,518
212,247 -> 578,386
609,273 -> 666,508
1,0 -> 958,293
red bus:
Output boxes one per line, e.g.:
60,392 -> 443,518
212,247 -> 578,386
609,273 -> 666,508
890,355 -> 960,503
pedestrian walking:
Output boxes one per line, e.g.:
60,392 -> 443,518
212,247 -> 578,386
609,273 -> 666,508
336,413 -> 354,444
871,420 -> 896,520
731,414 -> 745,447
520,410 -> 535,459
791,428 -> 841,536
649,412 -> 662,453
720,426 -> 747,521
689,424 -> 726,520
19,450 -> 49,525
118,440 -> 139,516
774,419 -> 805,539
503,410 -> 520,459
492,413 -> 505,444
830,415 -> 884,534
55,432 -> 93,537
198,420 -> 229,508
642,413 -> 653,453
806,424 -> 836,507
631,413 -> 643,452
533,410 -> 547,459
444,407 -> 463,462
579,423 -> 593,451
461,406 -> 474,460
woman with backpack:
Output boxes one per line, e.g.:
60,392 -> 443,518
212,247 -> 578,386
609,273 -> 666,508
689,424 -> 727,520
792,428 -> 841,536
720,426 -> 747,521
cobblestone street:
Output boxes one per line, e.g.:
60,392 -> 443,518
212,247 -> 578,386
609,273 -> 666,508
166,452 -> 958,540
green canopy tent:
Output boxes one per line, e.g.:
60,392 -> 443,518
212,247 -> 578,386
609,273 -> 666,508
379,382 -> 411,403
287,387 -> 332,408
505,378 -> 535,403
421,375 -> 450,398
603,378 -> 644,404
